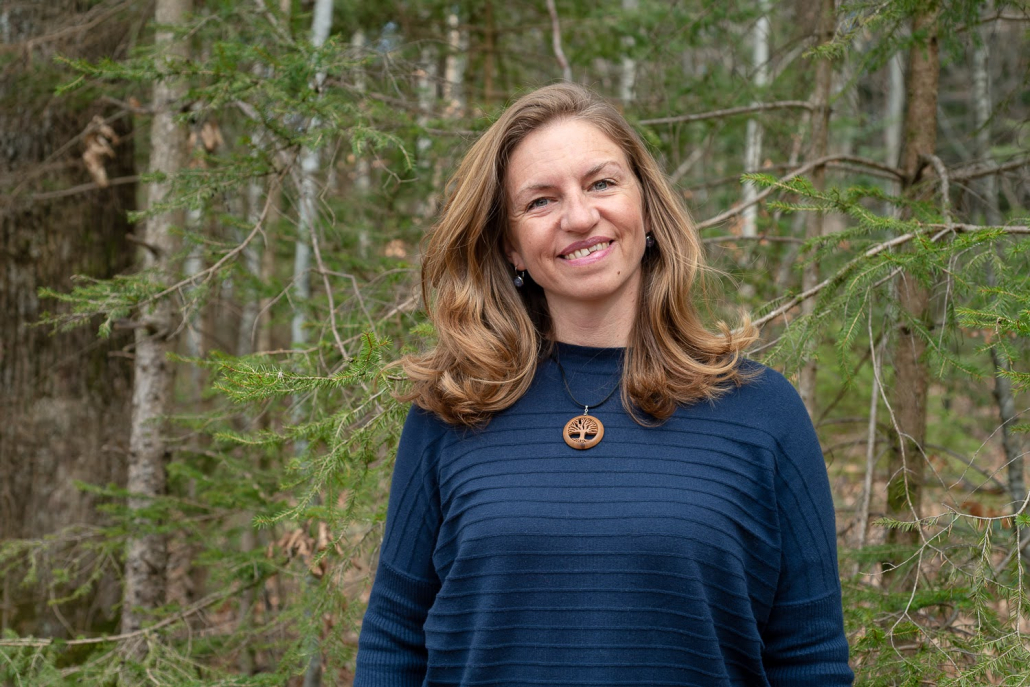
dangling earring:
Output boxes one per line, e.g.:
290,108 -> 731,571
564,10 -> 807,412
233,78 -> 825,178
645,234 -> 655,249
513,267 -> 525,289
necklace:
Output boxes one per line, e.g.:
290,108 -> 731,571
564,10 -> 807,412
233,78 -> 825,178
554,352 -> 620,450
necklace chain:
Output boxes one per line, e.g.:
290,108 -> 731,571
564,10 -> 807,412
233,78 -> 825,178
553,352 -> 620,415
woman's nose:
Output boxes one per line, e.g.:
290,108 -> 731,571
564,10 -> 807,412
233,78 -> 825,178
560,192 -> 599,233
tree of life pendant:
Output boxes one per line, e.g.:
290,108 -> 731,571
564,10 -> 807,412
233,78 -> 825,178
563,413 -> 604,449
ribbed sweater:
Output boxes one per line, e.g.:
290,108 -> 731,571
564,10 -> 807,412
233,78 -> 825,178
355,344 -> 853,686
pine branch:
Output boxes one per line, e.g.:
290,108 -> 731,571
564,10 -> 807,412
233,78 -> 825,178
138,167 -> 287,311
696,154 -> 903,231
751,223 -> 1030,330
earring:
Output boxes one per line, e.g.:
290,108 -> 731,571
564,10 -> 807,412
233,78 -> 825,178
645,234 -> 655,249
513,268 -> 525,289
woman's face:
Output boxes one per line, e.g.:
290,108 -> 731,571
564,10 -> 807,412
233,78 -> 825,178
505,119 -> 647,333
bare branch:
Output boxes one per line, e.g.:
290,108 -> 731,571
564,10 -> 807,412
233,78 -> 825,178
702,234 -> 805,245
639,101 -> 814,126
544,0 -> 572,82
141,167 -> 289,311
696,154 -> 905,231
750,223 -> 1030,330
951,156 -> 1029,181
0,586 -> 237,649
31,175 -> 139,202
920,153 -> 953,230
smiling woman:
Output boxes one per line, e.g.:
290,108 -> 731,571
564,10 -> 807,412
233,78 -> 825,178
505,119 -> 647,346
354,83 -> 854,687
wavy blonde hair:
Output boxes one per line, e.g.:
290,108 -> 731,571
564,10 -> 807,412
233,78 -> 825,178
402,83 -> 757,426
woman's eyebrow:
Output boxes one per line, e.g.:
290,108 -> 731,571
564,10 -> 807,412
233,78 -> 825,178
583,160 -> 623,178
513,160 -> 625,204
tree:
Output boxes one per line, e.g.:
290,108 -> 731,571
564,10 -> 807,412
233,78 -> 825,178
121,0 -> 191,642
0,0 -> 139,638
884,1 -> 940,552
1,1 -> 1028,683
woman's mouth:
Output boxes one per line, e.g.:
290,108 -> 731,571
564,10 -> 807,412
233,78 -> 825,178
562,241 -> 611,260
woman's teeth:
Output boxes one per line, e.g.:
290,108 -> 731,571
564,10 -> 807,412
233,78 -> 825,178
563,241 -> 610,260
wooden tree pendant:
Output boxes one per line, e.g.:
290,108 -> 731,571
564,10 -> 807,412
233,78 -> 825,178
563,414 -> 604,450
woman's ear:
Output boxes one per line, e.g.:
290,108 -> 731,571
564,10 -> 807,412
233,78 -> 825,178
504,237 -> 525,272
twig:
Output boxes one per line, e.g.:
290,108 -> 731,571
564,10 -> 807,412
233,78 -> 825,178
696,154 -> 903,231
0,587 -> 236,648
31,175 -> 140,202
0,0 -> 139,53
253,0 -> 295,44
920,153 -> 956,358
639,100 -> 815,126
544,0 -> 572,82
950,155 -> 1029,181
921,153 -> 954,230
4,111 -> 133,206
702,234 -> 805,245
749,223 -> 1030,330
309,228 -> 348,358
857,337 -> 880,551
139,167 -> 288,310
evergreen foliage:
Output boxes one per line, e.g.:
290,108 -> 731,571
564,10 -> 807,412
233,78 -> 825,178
1,0 -> 1028,684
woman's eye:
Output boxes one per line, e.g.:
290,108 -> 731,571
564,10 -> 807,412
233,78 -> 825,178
527,198 -> 549,210
591,179 -> 613,191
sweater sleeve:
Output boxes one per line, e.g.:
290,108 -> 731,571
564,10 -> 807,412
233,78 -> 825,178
758,371 -> 854,686
354,406 -> 443,687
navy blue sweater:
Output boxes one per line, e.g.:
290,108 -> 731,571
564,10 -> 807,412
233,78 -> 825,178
355,344 -> 852,686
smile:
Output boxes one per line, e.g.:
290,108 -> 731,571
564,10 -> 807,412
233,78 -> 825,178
562,241 -> 610,260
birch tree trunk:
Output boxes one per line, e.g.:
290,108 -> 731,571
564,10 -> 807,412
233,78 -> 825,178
443,12 -> 467,118
619,0 -> 638,105
885,50 -> 905,204
886,4 -> 940,551
741,0 -> 771,239
291,0 -> 332,353
416,45 -> 439,219
797,0 -> 835,416
122,0 -> 191,637
298,6 -> 333,684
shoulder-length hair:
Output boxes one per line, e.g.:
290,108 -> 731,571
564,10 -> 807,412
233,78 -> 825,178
401,83 -> 756,427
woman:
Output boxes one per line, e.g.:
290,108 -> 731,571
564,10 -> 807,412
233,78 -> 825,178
355,83 -> 852,686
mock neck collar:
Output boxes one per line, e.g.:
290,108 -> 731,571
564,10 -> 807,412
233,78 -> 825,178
549,340 -> 625,371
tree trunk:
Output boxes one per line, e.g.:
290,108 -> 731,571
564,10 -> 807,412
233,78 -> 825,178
883,48 -> 906,220
122,0 -> 191,637
798,0 -> 835,417
742,0 -> 771,239
0,0 -> 137,638
416,45 -> 439,219
886,4 -> 940,551
619,0 -> 638,105
973,10 -> 1024,513
298,6 -> 333,684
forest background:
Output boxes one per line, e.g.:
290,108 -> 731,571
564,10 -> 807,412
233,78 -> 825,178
1,0 -> 1029,684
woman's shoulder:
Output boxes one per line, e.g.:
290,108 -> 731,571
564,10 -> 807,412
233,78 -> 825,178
396,403 -> 457,457
710,359 -> 814,433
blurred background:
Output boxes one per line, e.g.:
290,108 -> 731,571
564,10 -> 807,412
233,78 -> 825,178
1,0 -> 1029,683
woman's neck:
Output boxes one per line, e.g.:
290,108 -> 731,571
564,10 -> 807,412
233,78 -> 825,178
550,304 -> 634,348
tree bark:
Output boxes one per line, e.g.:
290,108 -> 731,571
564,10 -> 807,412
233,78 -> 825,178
299,6 -> 333,684
742,0 -> 771,239
619,0 -> 639,105
973,9 -> 1024,513
886,4 -> 940,550
0,0 -> 137,638
798,0 -> 835,417
122,0 -> 191,637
